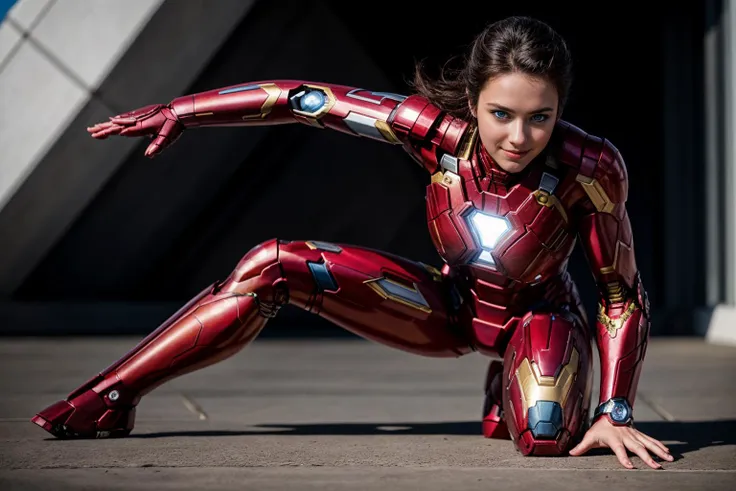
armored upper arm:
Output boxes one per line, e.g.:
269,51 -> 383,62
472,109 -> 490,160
169,80 -> 473,174
575,138 -> 638,294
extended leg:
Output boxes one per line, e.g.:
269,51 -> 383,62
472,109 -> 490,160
32,239 -> 473,438
502,311 -> 594,456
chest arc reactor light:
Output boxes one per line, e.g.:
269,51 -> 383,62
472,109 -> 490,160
466,210 -> 512,266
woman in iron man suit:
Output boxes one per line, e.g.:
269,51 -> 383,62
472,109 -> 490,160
32,16 -> 673,469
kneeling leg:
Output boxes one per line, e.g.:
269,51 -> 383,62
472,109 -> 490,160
482,360 -> 511,439
502,311 -> 594,456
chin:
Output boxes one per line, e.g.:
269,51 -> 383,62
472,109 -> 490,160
498,159 -> 530,173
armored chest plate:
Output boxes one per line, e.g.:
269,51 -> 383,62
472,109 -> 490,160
426,156 -> 575,285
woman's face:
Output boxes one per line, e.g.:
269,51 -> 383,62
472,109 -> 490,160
471,72 -> 559,173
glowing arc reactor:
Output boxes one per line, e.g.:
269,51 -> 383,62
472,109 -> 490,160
467,210 -> 512,266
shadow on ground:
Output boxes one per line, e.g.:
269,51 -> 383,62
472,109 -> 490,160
122,419 -> 736,454
635,420 -> 736,455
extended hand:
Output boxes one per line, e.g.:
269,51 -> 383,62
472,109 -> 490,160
87,104 -> 183,158
568,417 -> 674,469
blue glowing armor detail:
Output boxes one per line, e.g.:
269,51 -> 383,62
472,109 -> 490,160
593,397 -> 633,426
466,210 -> 512,266
527,401 -> 564,439
300,90 -> 326,112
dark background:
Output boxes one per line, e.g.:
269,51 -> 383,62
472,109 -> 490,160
10,1 -> 711,337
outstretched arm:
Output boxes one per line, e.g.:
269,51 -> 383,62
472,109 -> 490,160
567,139 -> 672,468
88,80 -> 470,172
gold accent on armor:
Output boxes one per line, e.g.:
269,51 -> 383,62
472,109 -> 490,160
241,83 -> 282,120
600,266 -> 615,275
195,112 -> 214,117
597,301 -> 637,338
419,262 -> 442,282
304,241 -> 342,253
533,190 -> 569,223
576,175 -> 615,213
605,281 -> 626,303
432,221 -> 445,251
516,348 -> 579,417
375,120 -> 402,144
291,84 -> 336,121
430,170 -> 459,187
458,125 -> 478,161
364,277 -> 432,313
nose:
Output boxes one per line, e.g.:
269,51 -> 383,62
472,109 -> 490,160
507,120 -> 529,148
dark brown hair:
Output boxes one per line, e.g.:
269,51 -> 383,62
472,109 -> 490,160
410,16 -> 573,121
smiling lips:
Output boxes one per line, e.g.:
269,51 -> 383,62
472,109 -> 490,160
502,148 -> 530,160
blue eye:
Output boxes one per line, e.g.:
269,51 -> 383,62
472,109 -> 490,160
531,114 -> 549,123
492,110 -> 509,120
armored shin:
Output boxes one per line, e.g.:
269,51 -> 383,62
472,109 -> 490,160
31,242 -> 284,438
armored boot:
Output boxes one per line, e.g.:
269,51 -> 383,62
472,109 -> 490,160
32,241 -> 284,438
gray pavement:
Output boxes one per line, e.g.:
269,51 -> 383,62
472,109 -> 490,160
0,336 -> 734,490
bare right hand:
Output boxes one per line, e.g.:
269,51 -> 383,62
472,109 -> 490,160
569,417 -> 673,469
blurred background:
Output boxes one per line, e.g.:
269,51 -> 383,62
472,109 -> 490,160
0,0 -> 734,345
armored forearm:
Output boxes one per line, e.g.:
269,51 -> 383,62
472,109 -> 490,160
579,208 -> 651,412
593,273 -> 650,406
576,139 -> 651,419
168,80 -> 459,152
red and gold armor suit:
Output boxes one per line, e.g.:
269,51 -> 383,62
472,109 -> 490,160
32,80 -> 651,456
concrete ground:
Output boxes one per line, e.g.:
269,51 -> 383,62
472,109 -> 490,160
0,336 -> 734,490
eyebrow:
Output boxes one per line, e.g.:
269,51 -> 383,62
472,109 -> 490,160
485,103 -> 554,113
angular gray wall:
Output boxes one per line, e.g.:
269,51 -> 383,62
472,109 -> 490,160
0,0 -> 721,340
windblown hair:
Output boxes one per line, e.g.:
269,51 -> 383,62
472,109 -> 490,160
410,16 -> 574,121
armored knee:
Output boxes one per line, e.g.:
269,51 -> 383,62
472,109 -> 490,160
217,239 -> 288,312
502,312 -> 593,456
